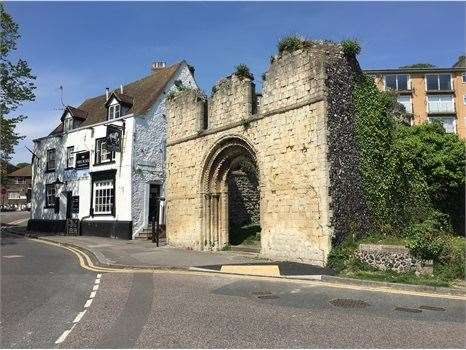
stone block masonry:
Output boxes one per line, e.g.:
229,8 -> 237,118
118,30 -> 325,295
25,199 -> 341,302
165,42 -> 368,266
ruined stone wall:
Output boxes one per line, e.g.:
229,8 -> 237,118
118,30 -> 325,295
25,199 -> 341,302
165,44 -> 361,265
228,167 -> 260,227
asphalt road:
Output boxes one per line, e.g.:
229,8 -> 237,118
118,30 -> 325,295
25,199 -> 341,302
0,210 -> 30,227
1,233 -> 465,348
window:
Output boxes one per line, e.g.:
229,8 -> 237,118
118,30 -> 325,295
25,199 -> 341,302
427,95 -> 455,113
396,95 -> 412,114
95,138 -> 115,164
45,184 -> 56,207
428,115 -> 456,133
46,149 -> 56,171
66,146 -> 75,168
384,74 -> 409,91
462,73 -> 466,83
15,177 -> 26,185
64,116 -> 73,132
93,180 -> 114,215
426,74 -> 452,91
108,104 -> 121,120
8,192 -> 20,200
463,95 -> 466,105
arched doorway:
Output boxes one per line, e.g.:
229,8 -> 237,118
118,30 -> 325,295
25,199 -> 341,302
200,137 -> 260,251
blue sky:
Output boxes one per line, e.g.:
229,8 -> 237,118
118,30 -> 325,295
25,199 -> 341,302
6,1 -> 465,164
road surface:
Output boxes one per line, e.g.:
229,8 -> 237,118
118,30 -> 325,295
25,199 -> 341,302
1,232 -> 465,348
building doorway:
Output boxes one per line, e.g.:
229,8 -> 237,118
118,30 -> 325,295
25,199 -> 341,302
148,184 -> 161,227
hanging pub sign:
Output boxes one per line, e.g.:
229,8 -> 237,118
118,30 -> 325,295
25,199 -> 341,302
106,124 -> 123,153
75,151 -> 90,169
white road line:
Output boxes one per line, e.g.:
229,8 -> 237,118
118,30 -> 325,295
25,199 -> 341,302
55,328 -> 71,344
95,278 -> 100,284
84,298 -> 93,308
73,310 -> 87,323
97,273 -> 102,278
5,218 -> 29,225
90,291 -> 96,298
92,284 -> 99,291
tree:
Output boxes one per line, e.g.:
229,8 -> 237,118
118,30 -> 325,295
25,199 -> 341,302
399,63 -> 437,69
0,3 -> 36,164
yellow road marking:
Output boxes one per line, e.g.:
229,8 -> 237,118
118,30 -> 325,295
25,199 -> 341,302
29,236 -> 466,301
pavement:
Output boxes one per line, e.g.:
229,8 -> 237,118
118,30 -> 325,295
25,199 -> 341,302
2,231 -> 466,348
3,216 -> 466,298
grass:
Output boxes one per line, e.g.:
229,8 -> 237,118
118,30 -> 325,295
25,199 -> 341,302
229,223 -> 261,246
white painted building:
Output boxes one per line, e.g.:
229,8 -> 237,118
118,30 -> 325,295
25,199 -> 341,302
29,61 -> 197,238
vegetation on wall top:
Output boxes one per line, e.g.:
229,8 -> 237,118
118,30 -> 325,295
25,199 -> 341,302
340,39 -> 361,57
399,63 -> 437,69
234,64 -> 253,80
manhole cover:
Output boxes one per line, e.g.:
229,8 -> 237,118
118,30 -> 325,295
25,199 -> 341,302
252,290 -> 272,296
257,294 -> 279,299
394,306 -> 422,313
329,298 -> 369,308
419,305 -> 446,312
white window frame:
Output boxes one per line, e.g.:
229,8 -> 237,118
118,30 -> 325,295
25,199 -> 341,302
95,138 -> 115,164
15,177 -> 26,185
45,184 -> 56,207
427,115 -> 457,134
425,73 -> 452,91
384,74 -> 410,91
8,192 -> 20,200
426,94 -> 455,114
463,94 -> 466,105
396,95 -> 413,114
46,149 -> 56,171
66,146 -> 75,168
93,179 -> 114,215
108,104 -> 121,120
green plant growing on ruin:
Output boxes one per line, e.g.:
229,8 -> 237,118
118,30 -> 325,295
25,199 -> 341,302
234,64 -> 253,79
341,39 -> 361,56
277,35 -> 310,54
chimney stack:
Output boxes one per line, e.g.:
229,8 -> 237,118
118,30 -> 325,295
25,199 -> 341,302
151,61 -> 166,72
120,84 -> 124,94
105,87 -> 109,100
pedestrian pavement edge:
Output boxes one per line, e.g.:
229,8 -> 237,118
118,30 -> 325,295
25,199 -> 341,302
4,228 -> 465,298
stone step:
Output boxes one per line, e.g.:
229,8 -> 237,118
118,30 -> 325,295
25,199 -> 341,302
229,244 -> 260,253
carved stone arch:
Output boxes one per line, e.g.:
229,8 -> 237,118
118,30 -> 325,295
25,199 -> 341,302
199,136 -> 260,250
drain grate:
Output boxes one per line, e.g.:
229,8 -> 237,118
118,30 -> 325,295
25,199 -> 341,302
252,290 -> 272,296
329,298 -> 369,308
419,305 -> 446,312
394,306 -> 422,313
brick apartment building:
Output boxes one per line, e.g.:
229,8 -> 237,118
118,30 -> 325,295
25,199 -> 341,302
365,55 -> 466,138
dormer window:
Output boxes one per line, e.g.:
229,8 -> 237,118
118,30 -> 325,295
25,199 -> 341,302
108,104 -> 121,120
64,116 -> 74,131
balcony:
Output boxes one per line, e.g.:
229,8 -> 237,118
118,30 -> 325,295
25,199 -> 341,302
427,100 -> 455,114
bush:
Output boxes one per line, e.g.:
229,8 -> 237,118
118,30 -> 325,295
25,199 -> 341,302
341,39 -> 361,56
234,64 -> 253,79
436,236 -> 465,280
277,35 -> 310,54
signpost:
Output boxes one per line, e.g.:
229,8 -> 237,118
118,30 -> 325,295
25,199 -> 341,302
75,151 -> 90,169
106,125 -> 123,153
66,218 -> 80,236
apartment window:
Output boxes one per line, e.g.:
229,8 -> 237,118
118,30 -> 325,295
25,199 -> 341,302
428,115 -> 456,133
45,184 -> 56,207
46,149 -> 56,171
463,94 -> 466,105
93,180 -> 114,215
384,74 -> 409,91
427,95 -> 455,113
397,95 -> 412,114
108,104 -> 121,120
426,74 -> 452,91
95,138 -> 115,164
66,146 -> 75,168
463,73 -> 466,83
